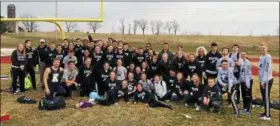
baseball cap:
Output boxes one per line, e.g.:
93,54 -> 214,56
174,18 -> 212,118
40,39 -> 45,43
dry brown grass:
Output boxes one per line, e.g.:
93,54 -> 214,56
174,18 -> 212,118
1,64 -> 279,126
1,32 -> 279,56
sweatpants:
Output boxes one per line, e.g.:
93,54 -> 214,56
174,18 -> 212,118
26,65 -> 36,89
148,95 -> 172,109
199,97 -> 221,112
46,83 -> 66,100
184,94 -> 200,106
230,84 -> 240,114
218,82 -> 231,104
80,83 -> 94,97
260,79 -> 273,117
158,90 -> 173,101
11,68 -> 25,92
233,72 -> 241,103
97,81 -> 106,96
241,79 -> 253,113
123,92 -> 134,102
39,61 -> 46,86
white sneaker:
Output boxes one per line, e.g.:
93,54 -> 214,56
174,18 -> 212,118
195,106 -> 201,111
184,103 -> 188,107
260,116 -> 271,121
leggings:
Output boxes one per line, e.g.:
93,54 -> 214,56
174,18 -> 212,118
241,80 -> 253,113
260,79 -> 273,117
148,95 -> 172,109
230,84 -> 240,114
11,68 -> 25,92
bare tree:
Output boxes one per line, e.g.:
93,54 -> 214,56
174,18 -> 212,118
138,19 -> 148,35
133,20 -> 139,35
128,23 -> 131,35
20,14 -> 39,32
171,20 -> 180,35
155,20 -> 163,35
87,22 -> 102,34
65,22 -> 78,32
119,18 -> 125,34
165,21 -> 172,35
150,20 -> 155,35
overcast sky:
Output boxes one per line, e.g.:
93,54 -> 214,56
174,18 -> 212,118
1,2 -> 279,36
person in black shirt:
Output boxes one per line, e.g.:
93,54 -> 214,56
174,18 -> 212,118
77,49 -> 92,68
127,62 -> 136,73
164,69 -> 177,91
114,46 -> 124,66
102,72 -> 121,105
134,47 -> 146,67
185,53 -> 201,80
46,41 -> 56,67
146,49 -> 156,64
143,43 -> 152,59
199,78 -> 222,113
123,43 -> 132,68
74,38 -> 83,58
62,39 -> 69,52
127,72 -> 137,93
78,58 -> 95,97
148,55 -> 159,79
11,44 -> 27,93
173,50 -> 186,74
170,72 -> 189,101
118,80 -> 135,103
104,45 -> 115,68
44,58 -> 65,100
184,74 -> 204,111
134,83 -> 172,110
101,41 -> 108,54
134,66 -> 142,82
158,53 -> 172,82
96,62 -> 111,96
92,46 -> 104,71
204,42 -> 222,81
141,61 -> 150,79
54,44 -> 65,68
35,39 -> 49,88
195,46 -> 207,85
65,42 -> 75,55
24,40 -> 37,90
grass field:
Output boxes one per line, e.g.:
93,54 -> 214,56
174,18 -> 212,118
1,32 -> 279,56
1,63 -> 279,126
1,33 -> 279,125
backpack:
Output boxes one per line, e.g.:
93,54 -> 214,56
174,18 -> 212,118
17,96 -> 37,104
24,74 -> 32,90
38,96 -> 66,110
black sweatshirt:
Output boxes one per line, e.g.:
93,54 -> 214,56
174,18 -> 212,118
202,84 -> 222,102
148,61 -> 159,79
196,55 -> 206,72
96,69 -> 111,85
204,51 -> 222,74
11,50 -> 27,67
133,53 -> 146,67
103,51 -> 115,67
188,81 -> 204,98
74,44 -> 83,58
35,45 -> 49,63
134,90 -> 151,103
172,79 -> 189,95
158,60 -> 172,80
123,49 -> 132,67
163,75 -> 176,90
54,50 -> 65,68
173,57 -> 186,73
127,80 -> 137,92
25,47 -> 37,67
104,79 -> 121,91
78,65 -> 95,89
92,52 -> 104,69
184,60 -> 201,79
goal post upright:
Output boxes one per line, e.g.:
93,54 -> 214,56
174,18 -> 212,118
0,0 -> 104,39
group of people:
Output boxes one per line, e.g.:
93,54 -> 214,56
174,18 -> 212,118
10,33 -> 274,120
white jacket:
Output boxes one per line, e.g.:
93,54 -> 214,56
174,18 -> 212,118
154,80 -> 167,98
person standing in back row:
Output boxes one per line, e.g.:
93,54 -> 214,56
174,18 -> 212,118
203,42 -> 222,83
11,44 -> 27,93
25,40 -> 37,90
258,43 -> 273,121
35,39 -> 49,89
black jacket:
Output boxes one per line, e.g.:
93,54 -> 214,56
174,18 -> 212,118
188,81 -> 204,98
202,84 -> 222,102
11,50 -> 27,67
173,57 -> 186,73
204,51 -> 222,74
184,60 -> 201,79
35,45 -> 49,63
25,47 -> 37,67
78,65 -> 95,89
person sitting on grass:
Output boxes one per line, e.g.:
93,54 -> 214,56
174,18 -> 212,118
62,61 -> 78,98
199,78 -> 222,113
118,80 -> 132,103
184,74 -> 204,111
102,72 -> 121,105
134,83 -> 172,110
171,72 -> 189,101
138,73 -> 154,93
43,58 -> 65,100
78,58 -> 95,97
153,75 -> 171,101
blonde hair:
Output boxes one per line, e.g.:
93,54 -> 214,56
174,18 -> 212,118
17,44 -> 26,55
195,46 -> 207,57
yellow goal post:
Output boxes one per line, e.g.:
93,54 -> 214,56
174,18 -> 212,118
0,1 -> 104,39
